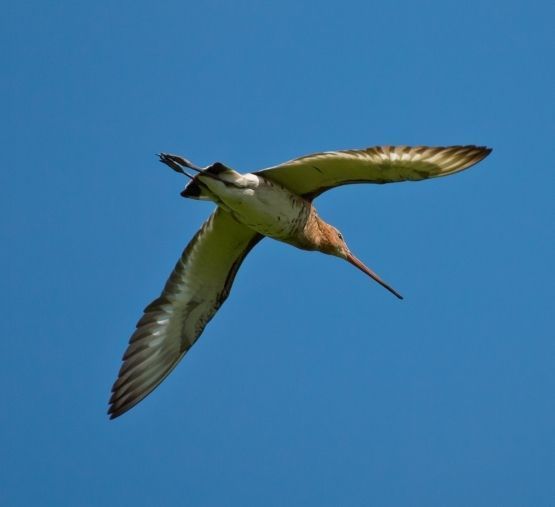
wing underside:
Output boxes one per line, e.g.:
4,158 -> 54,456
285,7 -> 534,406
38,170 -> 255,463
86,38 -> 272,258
108,208 -> 262,419
257,145 -> 491,199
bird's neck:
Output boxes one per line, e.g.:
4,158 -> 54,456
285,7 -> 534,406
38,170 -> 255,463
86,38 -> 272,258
302,211 -> 337,255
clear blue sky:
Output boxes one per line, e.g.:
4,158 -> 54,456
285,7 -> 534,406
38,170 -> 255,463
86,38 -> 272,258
3,1 -> 554,505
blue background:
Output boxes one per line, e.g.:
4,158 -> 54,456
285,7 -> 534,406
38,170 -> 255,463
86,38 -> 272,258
3,1 -> 554,505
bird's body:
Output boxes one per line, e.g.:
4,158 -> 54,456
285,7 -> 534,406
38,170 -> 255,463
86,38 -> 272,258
193,169 -> 313,247
108,144 -> 492,419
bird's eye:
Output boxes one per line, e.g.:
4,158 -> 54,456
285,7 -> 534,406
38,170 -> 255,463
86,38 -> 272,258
337,232 -> 343,240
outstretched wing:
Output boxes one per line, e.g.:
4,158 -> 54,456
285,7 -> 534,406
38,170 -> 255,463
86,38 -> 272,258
257,145 -> 491,200
108,208 -> 262,419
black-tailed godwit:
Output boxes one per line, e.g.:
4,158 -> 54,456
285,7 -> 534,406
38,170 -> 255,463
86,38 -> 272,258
108,145 -> 491,418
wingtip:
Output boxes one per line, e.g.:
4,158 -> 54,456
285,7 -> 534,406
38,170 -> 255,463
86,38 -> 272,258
471,145 -> 493,165
107,401 -> 131,420
107,394 -> 123,420
107,404 -> 118,420
472,145 -> 492,156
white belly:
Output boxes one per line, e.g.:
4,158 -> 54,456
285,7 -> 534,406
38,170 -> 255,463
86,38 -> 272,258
198,173 -> 309,240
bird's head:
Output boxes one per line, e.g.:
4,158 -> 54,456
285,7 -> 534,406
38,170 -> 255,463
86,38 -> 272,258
316,220 -> 403,300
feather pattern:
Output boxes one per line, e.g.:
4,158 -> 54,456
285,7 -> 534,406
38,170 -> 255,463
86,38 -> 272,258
108,208 -> 262,419
256,145 -> 491,199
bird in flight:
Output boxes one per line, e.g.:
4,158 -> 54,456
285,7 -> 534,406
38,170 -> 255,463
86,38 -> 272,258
108,145 -> 491,418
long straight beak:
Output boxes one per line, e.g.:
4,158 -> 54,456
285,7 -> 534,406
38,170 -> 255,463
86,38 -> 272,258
346,252 -> 403,300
